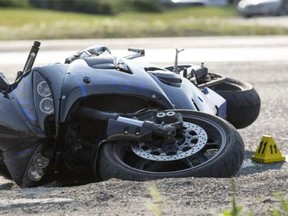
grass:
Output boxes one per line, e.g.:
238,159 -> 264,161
221,179 -> 251,216
145,179 -> 288,216
221,179 -> 288,216
270,193 -> 288,216
145,183 -> 163,216
0,7 -> 288,40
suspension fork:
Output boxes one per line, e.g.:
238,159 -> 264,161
76,107 -> 183,141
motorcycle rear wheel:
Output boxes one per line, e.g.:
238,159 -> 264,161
209,76 -> 261,129
96,111 -> 244,181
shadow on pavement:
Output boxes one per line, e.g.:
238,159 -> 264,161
237,150 -> 286,176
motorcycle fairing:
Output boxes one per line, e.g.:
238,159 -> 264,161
0,71 -> 51,186
3,142 -> 38,187
0,71 -> 53,152
0,92 -> 40,152
32,63 -> 69,125
0,64 -> 69,186
58,58 -> 176,123
58,56 -> 225,123
148,70 -> 226,117
128,60 -> 227,118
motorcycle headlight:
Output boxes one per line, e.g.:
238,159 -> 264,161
36,79 -> 54,115
34,73 -> 54,115
32,71 -> 56,134
39,98 -> 54,114
37,81 -> 52,97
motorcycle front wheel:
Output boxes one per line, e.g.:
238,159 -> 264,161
96,111 -> 244,181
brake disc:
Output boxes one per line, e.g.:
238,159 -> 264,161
131,122 -> 208,161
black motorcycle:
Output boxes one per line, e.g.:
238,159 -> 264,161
0,41 -> 260,187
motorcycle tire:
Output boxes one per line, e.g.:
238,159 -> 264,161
96,110 -> 244,181
209,76 -> 261,129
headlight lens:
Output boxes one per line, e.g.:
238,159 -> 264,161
33,71 -> 55,132
39,98 -> 54,114
33,72 -> 54,115
37,81 -> 52,97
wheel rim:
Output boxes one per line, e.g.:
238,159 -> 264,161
112,115 -> 227,173
131,122 -> 208,161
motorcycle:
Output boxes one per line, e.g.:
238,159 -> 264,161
0,41 -> 260,188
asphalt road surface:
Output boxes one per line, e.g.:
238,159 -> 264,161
0,36 -> 287,215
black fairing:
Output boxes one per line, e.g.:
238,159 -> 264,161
0,64 -> 68,186
0,93 -> 39,152
32,63 -> 69,130
59,58 -> 177,122
32,56 -> 199,125
0,91 -> 40,186
0,73 -> 42,186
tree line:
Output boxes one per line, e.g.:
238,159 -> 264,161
0,0 -> 164,14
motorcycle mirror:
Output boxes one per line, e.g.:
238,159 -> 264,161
0,72 -> 9,93
23,41 -> 41,74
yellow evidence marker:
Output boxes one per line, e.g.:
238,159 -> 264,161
252,135 -> 286,163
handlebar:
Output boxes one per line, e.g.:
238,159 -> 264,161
65,45 -> 111,64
